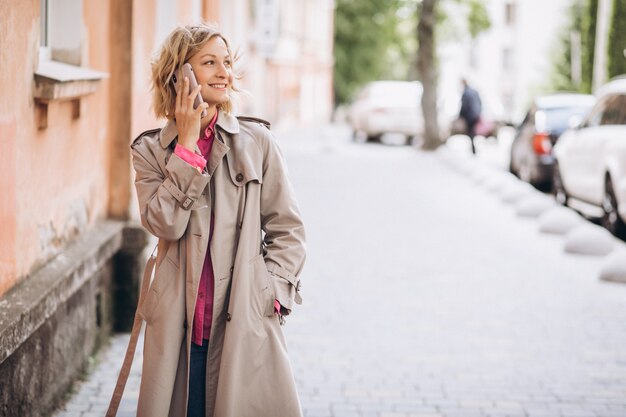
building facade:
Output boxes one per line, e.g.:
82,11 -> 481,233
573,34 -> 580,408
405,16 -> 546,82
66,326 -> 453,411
438,0 -> 571,124
0,1 -> 333,415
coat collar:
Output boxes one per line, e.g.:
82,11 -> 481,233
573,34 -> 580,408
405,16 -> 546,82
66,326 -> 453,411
159,111 -> 240,148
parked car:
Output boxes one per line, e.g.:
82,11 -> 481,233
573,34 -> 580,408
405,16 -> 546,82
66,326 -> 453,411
553,77 -> 626,237
348,80 -> 423,145
509,93 -> 595,189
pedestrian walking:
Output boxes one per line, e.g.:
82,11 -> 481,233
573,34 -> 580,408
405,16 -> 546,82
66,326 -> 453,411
110,23 -> 306,417
459,78 -> 482,154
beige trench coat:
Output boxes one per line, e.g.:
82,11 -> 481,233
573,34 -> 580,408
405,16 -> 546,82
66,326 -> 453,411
130,111 -> 306,417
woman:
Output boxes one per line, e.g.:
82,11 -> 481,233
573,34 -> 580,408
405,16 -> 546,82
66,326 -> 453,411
130,23 -> 306,417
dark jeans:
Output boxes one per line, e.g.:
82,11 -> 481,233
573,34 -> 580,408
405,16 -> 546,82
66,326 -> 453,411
187,339 -> 208,417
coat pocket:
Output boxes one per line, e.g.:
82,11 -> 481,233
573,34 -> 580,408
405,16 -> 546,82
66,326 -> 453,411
139,258 -> 177,323
249,254 -> 276,318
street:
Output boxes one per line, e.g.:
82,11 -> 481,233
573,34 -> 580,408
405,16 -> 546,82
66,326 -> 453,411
54,126 -> 626,417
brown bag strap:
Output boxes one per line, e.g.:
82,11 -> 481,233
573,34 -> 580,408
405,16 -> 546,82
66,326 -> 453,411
105,248 -> 156,417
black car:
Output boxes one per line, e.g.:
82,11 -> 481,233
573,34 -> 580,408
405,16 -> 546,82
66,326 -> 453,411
509,93 -> 595,189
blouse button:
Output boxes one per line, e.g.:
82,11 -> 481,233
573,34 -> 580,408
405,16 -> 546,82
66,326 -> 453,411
226,313 -> 232,322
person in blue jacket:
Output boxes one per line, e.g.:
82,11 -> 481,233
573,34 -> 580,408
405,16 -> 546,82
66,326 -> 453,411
459,78 -> 482,154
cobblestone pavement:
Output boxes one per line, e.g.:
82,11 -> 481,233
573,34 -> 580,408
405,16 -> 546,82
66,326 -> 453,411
54,126 -> 626,417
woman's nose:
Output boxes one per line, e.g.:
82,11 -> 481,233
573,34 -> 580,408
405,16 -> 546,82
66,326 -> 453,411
216,63 -> 228,77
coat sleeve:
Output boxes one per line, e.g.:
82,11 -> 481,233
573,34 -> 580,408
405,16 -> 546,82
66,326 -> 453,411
259,129 -> 306,315
131,137 -> 210,241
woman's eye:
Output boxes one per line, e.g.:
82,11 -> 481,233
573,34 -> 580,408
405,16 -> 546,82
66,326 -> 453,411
224,60 -> 232,67
204,60 -> 214,65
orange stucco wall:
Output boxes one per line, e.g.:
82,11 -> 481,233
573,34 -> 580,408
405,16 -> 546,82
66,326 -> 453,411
0,1 -> 113,296
131,0 -> 159,141
0,0 -> 333,297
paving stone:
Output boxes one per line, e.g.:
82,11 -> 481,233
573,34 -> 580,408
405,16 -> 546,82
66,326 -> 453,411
499,183 -> 536,204
538,206 -> 584,234
599,248 -> 626,283
564,225 -> 615,256
515,195 -> 556,218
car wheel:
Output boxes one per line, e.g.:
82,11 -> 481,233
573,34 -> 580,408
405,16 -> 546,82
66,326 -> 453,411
366,134 -> 381,143
352,130 -> 368,143
552,163 -> 568,206
601,176 -> 626,238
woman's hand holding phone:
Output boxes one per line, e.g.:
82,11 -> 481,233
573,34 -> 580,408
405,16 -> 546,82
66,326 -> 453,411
174,74 -> 209,152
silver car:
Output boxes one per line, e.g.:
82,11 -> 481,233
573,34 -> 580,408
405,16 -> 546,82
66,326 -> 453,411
509,93 -> 595,189
348,81 -> 423,145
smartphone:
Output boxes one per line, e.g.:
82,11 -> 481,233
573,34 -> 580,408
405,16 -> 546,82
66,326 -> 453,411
172,63 -> 207,118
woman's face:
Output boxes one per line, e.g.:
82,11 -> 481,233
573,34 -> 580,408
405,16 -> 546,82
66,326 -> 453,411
188,36 -> 233,107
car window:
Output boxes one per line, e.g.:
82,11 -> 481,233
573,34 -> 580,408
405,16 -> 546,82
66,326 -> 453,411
542,106 -> 593,130
582,98 -> 607,128
600,94 -> 626,125
368,82 -> 420,106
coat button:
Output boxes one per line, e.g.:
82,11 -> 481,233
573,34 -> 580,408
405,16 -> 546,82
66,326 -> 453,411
229,266 -> 234,273
226,313 -> 232,322
235,173 -> 243,182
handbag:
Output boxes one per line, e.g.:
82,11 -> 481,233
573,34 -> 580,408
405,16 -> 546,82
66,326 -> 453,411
474,117 -> 496,137
105,246 -> 157,417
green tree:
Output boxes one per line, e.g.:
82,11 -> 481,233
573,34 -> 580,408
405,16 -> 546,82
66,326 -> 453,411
549,0 -> 585,91
333,0 -> 415,105
466,0 -> 490,39
550,0 -> 597,93
581,0 -> 598,92
417,0 -> 440,149
608,0 -> 626,78
416,0 -> 490,149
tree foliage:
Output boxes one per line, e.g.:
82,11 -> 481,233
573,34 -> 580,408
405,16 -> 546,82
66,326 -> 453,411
608,0 -> 626,78
549,0 -> 585,91
333,0 -> 416,105
465,0 -> 491,39
552,0 -> 612,93
582,0 -> 598,92
333,0 -> 490,106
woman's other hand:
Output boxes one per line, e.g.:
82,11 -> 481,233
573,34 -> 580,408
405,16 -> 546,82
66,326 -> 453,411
175,77 -> 209,151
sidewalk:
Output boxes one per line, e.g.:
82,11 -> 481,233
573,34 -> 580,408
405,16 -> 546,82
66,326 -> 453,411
53,334 -> 143,417
53,125 -> 626,417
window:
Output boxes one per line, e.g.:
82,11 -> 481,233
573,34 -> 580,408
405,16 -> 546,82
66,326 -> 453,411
40,0 -> 48,47
584,99 -> 607,128
35,0 -> 107,129
39,0 -> 50,61
502,48 -> 513,71
600,94 -> 626,125
40,0 -> 83,66
505,2 -> 516,26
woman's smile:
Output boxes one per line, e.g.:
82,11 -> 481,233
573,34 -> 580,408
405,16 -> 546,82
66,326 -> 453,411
208,83 -> 228,90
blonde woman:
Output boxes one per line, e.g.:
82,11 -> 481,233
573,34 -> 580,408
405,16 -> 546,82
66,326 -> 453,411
130,23 -> 306,417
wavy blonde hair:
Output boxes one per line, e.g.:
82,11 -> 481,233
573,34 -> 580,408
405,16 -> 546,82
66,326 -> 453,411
150,23 -> 239,119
